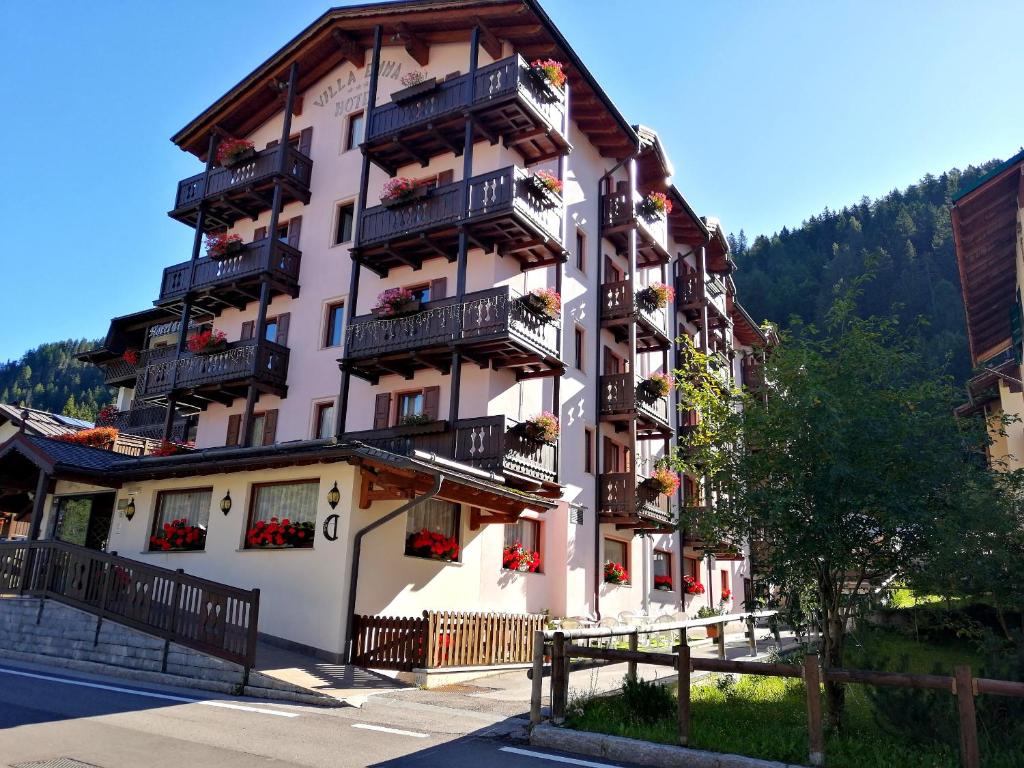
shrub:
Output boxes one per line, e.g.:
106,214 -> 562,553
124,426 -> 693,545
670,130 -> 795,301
620,677 -> 675,726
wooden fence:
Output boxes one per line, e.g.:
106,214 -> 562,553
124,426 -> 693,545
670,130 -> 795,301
532,611 -> 1024,768
351,609 -> 546,671
0,540 -> 260,682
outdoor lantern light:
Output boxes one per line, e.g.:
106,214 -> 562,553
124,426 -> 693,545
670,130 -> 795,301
327,481 -> 341,510
124,497 -> 136,521
220,491 -> 232,516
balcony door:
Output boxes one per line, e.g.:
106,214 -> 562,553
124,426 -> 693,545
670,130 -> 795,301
52,492 -> 115,551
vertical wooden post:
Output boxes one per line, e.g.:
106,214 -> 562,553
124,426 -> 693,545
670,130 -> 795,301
677,631 -> 690,746
954,665 -> 980,768
551,631 -> 567,724
530,629 -> 545,726
803,652 -> 824,767
162,569 -> 185,674
627,630 -> 638,682
716,620 -> 726,660
747,615 -> 757,657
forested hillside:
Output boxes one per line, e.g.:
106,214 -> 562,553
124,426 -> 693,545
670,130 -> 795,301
732,159 -> 1007,383
0,340 -> 111,421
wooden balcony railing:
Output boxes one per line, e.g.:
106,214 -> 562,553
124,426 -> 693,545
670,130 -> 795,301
346,415 -> 557,485
600,281 -> 669,335
102,346 -> 177,385
136,339 -> 289,400
96,404 -> 190,443
159,239 -> 301,304
366,54 -> 568,168
598,373 -> 670,427
599,471 -> 674,527
345,286 -> 560,363
173,144 -> 312,212
1,540 -> 259,674
600,190 -> 670,266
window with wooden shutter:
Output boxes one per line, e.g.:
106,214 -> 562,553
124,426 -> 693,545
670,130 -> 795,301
298,127 -> 313,157
286,216 -> 302,249
422,386 -> 440,421
226,414 -> 241,446
274,313 -> 290,347
373,393 -> 391,429
429,278 -> 447,301
254,227 -> 267,242
262,409 -> 278,446
436,169 -> 454,187
265,140 -> 279,150
240,321 -> 255,341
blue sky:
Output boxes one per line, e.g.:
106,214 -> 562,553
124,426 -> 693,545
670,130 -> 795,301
1,0 -> 1022,361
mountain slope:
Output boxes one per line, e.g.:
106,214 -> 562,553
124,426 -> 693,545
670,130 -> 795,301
0,340 -> 111,421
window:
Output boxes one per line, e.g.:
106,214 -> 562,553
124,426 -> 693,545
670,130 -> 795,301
334,202 -> 355,245
325,301 -> 345,347
584,427 -> 595,474
575,228 -> 586,273
345,111 -> 365,152
53,496 -> 93,547
275,222 -> 289,242
406,284 -> 431,304
503,519 -> 541,572
720,569 -> 730,598
397,391 -> 425,421
604,538 -> 629,583
251,413 -> 266,446
405,499 -> 460,561
149,488 -> 212,552
264,319 -> 278,343
686,557 -> 700,581
314,401 -> 335,439
574,326 -> 585,371
246,480 -> 319,549
653,550 -> 673,591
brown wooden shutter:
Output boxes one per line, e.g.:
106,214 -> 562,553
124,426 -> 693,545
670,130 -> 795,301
226,414 -> 241,446
423,386 -> 440,421
254,226 -> 267,242
265,139 -> 279,149
298,127 -> 313,157
240,321 -> 255,340
274,313 -> 290,347
286,216 -> 302,249
262,409 -> 278,446
373,393 -> 392,429
436,169 -> 454,187
429,277 -> 447,301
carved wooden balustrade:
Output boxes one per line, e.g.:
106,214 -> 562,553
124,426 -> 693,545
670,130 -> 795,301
598,372 -> 670,430
102,346 -> 177,386
158,239 -> 301,306
600,280 -> 670,351
599,471 -> 674,528
135,339 -> 289,400
96,404 -> 190,443
600,189 -> 670,266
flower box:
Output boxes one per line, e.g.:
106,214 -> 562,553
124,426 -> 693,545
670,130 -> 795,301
524,171 -> 563,209
528,59 -> 566,101
521,288 -> 561,321
372,286 -> 421,319
604,561 -> 628,585
381,178 -> 429,208
643,466 -> 681,497
150,518 -> 206,552
520,412 -> 559,444
638,373 -> 672,402
406,529 -> 460,562
206,233 -> 246,261
503,543 -> 541,573
216,138 -> 256,169
186,329 -> 228,355
246,518 -> 315,549
638,282 -> 675,311
638,192 -> 672,220
683,575 -> 705,595
390,76 -> 439,104
654,575 -> 673,592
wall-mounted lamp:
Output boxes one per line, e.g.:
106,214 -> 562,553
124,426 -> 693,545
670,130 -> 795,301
220,491 -> 233,516
327,481 -> 341,510
124,497 -> 136,521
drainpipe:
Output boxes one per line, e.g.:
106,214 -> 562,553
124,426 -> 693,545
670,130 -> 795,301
344,472 -> 444,662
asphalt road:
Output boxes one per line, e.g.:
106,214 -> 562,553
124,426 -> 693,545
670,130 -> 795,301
0,661 -> 629,768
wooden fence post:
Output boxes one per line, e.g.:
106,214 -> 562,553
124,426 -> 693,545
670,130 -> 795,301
425,610 -> 435,668
530,629 -> 545,726
954,665 -> 980,768
551,631 -> 567,724
627,630 -> 638,682
677,631 -> 691,746
747,616 -> 757,657
803,652 -> 824,767
716,619 -> 726,660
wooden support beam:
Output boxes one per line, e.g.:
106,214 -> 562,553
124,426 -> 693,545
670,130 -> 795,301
396,23 -> 429,66
332,29 -> 366,68
474,17 -> 502,60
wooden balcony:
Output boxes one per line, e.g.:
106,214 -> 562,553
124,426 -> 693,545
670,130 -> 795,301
345,415 -> 558,490
169,144 -> 312,231
101,346 -> 177,387
366,55 -> 569,172
676,271 -> 703,321
598,471 -> 674,531
96,404 -> 191,443
600,281 -> 670,352
344,286 -> 562,382
599,373 -> 672,438
600,190 -> 670,267
135,339 -> 289,407
354,165 -> 567,275
157,239 -> 301,313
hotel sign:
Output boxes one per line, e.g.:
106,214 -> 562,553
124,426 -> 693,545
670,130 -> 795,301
312,58 -> 404,116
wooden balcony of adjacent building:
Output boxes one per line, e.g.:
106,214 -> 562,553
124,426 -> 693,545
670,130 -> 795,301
156,238 -> 301,314
168,143 -> 312,231
599,372 -> 672,438
600,281 -> 670,352
600,186 -> 670,267
96,403 -> 192,443
598,471 -> 674,531
353,165 -> 567,276
344,415 -> 558,493
344,285 -> 562,382
134,338 -> 289,408
100,345 -> 178,388
365,54 -> 570,173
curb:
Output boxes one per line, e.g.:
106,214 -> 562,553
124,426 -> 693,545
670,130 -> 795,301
530,723 -> 805,768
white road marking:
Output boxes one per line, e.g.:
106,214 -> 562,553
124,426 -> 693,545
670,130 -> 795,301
499,746 -> 624,767
351,723 -> 429,738
0,666 -> 298,718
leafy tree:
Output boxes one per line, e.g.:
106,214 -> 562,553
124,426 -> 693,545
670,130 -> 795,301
685,282 -> 992,729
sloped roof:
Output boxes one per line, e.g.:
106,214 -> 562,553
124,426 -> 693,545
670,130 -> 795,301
0,405 -> 91,438
0,434 -> 124,486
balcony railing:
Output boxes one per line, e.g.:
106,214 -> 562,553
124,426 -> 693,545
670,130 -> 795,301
600,281 -> 670,351
346,415 -> 557,485
599,472 -> 674,527
135,339 -> 289,400
170,145 -> 312,228
102,346 -> 177,386
600,190 -> 670,266
599,373 -> 670,428
357,165 -> 564,267
96,404 -> 190,443
159,239 -> 301,305
367,55 -> 568,167
345,286 -> 560,363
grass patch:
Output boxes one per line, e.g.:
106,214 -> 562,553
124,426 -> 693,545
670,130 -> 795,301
565,630 -> 1023,768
